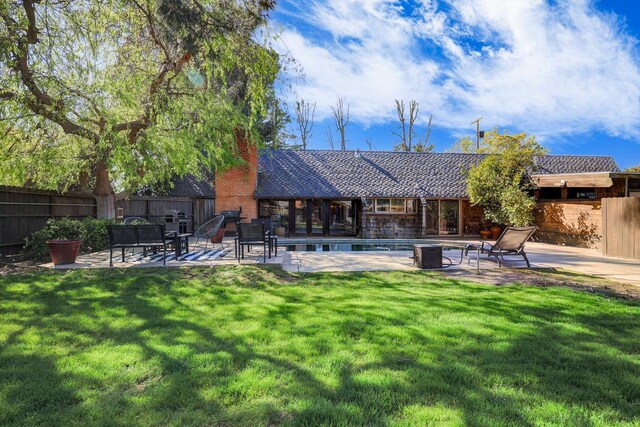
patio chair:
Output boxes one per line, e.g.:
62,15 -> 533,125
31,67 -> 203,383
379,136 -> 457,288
236,223 -> 268,263
465,226 -> 538,268
193,215 -> 225,251
210,228 -> 226,249
252,217 -> 277,256
123,216 -> 150,224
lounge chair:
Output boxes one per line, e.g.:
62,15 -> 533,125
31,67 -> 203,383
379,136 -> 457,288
193,215 -> 225,251
465,226 -> 538,268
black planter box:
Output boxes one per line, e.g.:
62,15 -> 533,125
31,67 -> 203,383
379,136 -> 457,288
413,244 -> 443,269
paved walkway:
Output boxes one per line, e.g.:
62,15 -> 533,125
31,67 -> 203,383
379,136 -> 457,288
42,238 -> 640,286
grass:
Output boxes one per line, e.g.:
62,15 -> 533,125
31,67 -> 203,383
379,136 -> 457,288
0,266 -> 639,426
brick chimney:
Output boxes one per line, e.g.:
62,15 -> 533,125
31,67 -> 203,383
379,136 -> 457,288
214,131 -> 258,226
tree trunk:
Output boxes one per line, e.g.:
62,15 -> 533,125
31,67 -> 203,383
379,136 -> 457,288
94,161 -> 115,219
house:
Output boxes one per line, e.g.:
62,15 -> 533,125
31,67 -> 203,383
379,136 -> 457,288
209,139 -> 638,248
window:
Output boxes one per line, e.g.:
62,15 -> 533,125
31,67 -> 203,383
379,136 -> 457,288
372,199 -> 417,214
538,187 -> 562,200
375,199 -> 390,213
390,199 -> 405,213
568,188 -> 596,200
258,200 -> 290,233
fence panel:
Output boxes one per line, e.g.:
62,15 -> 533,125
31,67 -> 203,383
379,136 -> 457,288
0,187 -> 97,255
601,197 -> 640,260
1,187 -> 211,256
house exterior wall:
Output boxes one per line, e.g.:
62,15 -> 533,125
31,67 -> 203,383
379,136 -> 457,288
532,178 -> 626,249
214,134 -> 258,225
461,201 -> 485,235
533,201 -> 602,248
361,214 -> 422,239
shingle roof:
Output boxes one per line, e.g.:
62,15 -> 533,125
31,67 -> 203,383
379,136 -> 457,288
169,173 -> 215,198
256,150 -> 620,199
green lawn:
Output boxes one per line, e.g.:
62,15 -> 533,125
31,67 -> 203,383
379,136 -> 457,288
0,267 -> 638,426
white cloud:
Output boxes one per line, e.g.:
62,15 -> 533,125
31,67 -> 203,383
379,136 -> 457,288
274,0 -> 640,139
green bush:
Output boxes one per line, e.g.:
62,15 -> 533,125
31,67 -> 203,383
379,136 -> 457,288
24,217 -> 115,260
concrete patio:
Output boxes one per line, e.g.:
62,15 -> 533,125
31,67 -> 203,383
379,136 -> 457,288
40,236 -> 640,286
282,241 -> 640,285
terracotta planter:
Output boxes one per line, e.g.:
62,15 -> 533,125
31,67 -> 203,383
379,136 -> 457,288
46,240 -> 82,265
490,226 -> 503,240
479,230 -> 492,240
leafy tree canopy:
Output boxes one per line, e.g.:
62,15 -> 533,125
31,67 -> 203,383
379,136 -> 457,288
458,130 -> 548,226
0,0 -> 281,217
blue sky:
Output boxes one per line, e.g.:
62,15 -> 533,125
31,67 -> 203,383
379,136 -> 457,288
271,0 -> 640,169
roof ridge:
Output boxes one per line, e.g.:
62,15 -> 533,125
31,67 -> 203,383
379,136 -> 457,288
260,148 -> 615,158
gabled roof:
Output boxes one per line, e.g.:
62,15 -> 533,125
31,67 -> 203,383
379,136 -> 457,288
256,150 -> 620,199
169,173 -> 215,198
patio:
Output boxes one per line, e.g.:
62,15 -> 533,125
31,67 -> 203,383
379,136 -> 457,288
282,240 -> 640,285
41,237 -> 640,287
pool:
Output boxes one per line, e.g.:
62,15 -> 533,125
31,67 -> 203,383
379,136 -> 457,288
284,243 -> 460,252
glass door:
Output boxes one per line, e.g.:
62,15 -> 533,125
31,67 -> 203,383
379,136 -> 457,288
439,200 -> 459,235
295,200 -> 307,235
423,201 -> 439,235
310,201 -> 323,235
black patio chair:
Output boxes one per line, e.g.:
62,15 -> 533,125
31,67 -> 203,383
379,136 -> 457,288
123,216 -> 150,224
192,215 -> 225,251
464,226 -> 538,267
251,217 -> 277,256
236,223 -> 268,262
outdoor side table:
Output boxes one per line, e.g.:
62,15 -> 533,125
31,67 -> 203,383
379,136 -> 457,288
413,245 -> 443,269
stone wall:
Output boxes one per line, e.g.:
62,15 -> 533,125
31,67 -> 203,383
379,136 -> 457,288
361,214 -> 421,239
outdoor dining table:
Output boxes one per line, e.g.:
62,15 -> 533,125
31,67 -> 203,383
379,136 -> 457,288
165,231 -> 192,260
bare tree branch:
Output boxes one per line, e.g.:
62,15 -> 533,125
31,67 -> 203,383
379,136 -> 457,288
295,98 -> 315,149
331,98 -> 350,150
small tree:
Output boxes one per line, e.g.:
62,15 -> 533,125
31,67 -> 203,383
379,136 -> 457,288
465,131 -> 548,226
331,98 -> 350,150
295,99 -> 316,149
392,99 -> 433,152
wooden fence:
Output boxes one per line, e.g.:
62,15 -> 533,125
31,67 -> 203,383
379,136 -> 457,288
0,186 -> 97,256
1,186 -> 215,256
602,197 -> 640,260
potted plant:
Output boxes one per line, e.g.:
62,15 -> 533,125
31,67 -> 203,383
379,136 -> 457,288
489,224 -> 503,240
479,229 -> 492,239
46,239 -> 82,265
26,218 -> 83,265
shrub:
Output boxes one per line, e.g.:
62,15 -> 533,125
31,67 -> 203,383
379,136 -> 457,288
464,130 -> 547,226
24,217 -> 115,260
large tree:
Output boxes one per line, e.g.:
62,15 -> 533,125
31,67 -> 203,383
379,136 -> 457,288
460,130 -> 548,226
0,0 -> 280,218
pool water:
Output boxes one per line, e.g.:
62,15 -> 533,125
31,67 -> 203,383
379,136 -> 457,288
285,244 -> 458,252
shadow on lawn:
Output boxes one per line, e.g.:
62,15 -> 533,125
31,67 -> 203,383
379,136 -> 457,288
0,268 -> 638,425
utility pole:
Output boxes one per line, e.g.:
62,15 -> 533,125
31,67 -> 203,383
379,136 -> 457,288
471,117 -> 483,150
